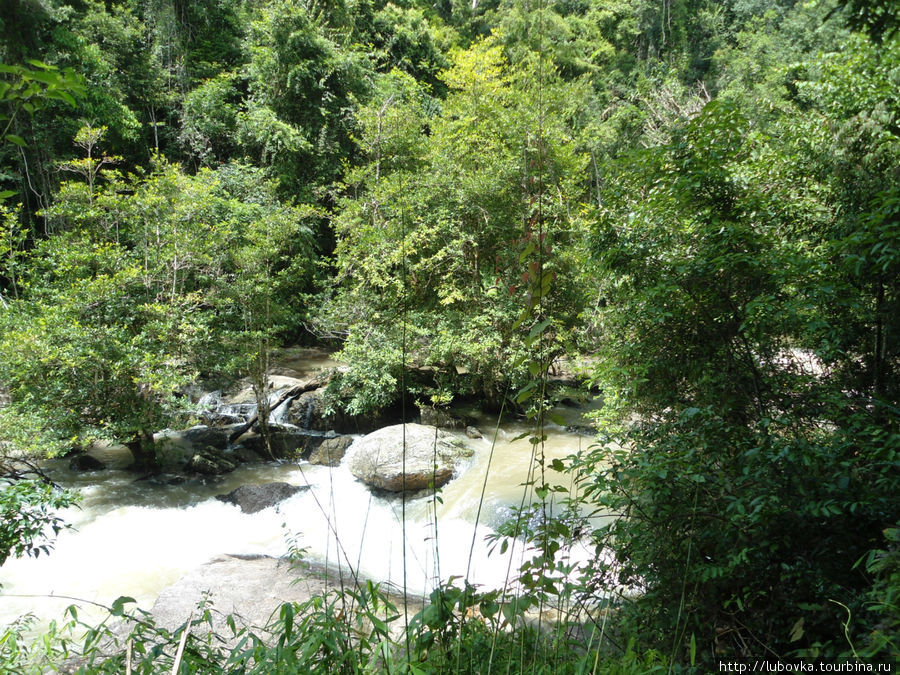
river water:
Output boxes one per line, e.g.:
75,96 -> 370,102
0,354 -> 600,631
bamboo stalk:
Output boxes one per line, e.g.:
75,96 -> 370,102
171,611 -> 193,675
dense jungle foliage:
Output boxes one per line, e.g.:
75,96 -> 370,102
1,0 -> 898,670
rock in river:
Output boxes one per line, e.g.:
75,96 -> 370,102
308,435 -> 354,466
68,453 -> 106,471
189,449 -> 237,475
345,423 -> 472,492
216,482 -> 307,514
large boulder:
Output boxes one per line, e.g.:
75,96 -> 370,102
181,424 -> 242,450
285,387 -> 407,434
235,427 -> 327,459
145,554 -> 420,649
68,453 -> 106,471
345,423 -> 472,492
215,482 -> 307,514
417,406 -> 477,430
308,435 -> 354,466
286,390 -> 327,430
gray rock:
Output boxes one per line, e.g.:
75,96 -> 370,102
146,555 -> 421,649
146,556 -> 329,649
308,435 -> 354,466
418,406 -> 467,429
287,390 -> 327,430
189,450 -> 237,475
229,445 -> 266,463
465,426 -> 482,439
419,406 -> 476,429
345,423 -> 471,492
215,482 -> 306,514
236,427 -> 326,459
181,424 -> 242,450
68,454 -> 106,471
285,387 -> 405,434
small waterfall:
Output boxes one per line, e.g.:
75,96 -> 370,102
267,390 -> 296,426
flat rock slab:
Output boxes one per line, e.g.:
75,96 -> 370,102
149,556 -> 333,638
148,555 -> 422,647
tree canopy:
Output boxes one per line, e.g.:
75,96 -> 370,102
0,0 -> 898,667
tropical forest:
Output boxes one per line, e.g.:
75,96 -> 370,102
0,0 -> 898,671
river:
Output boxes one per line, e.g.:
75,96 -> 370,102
0,353 -> 601,632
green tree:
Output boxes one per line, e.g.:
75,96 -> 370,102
575,34 -> 899,661
320,41 -> 589,412
239,0 -> 373,201
0,147 -> 314,466
0,461 -> 75,569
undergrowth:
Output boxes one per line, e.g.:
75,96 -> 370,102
0,580 -> 670,674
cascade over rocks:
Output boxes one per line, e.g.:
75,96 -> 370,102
215,482 -> 306,513
285,387 -> 406,434
286,390 -> 327,430
345,423 -> 473,492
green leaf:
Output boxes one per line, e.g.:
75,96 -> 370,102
501,603 -> 520,625
26,70 -> 61,86
5,134 -> 27,147
516,381 -> 536,403
789,617 -> 804,642
110,596 -> 136,616
24,59 -> 55,70
529,318 -> 551,339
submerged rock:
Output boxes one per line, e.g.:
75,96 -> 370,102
345,423 -> 472,492
215,482 -> 306,514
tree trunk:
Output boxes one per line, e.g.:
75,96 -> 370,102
125,429 -> 158,470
